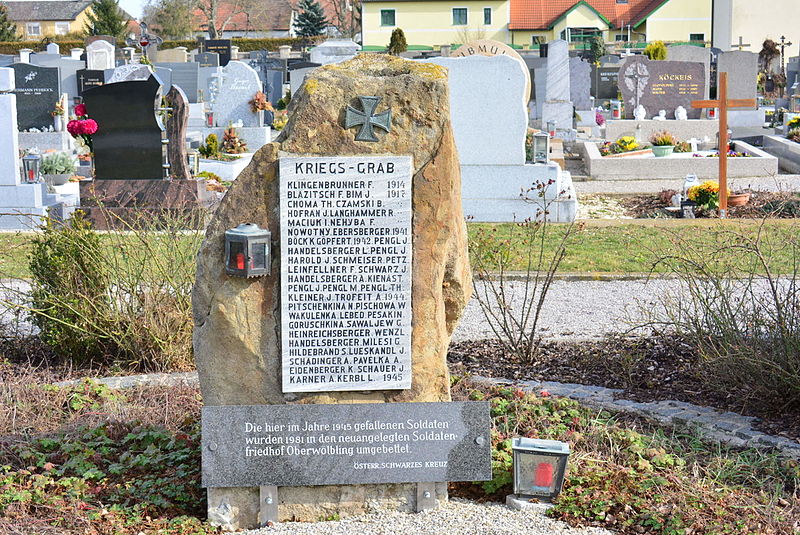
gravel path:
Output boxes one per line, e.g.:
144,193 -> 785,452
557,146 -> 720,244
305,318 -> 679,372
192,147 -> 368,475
452,278 -> 679,342
243,499 -> 610,535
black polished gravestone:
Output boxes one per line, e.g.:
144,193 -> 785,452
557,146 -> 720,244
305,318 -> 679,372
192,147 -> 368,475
11,63 -> 60,131
82,74 -> 165,179
592,65 -> 620,99
77,69 -> 105,96
204,40 -> 231,66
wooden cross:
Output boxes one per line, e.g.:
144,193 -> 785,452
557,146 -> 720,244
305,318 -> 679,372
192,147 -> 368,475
731,36 -> 751,51
690,72 -> 757,217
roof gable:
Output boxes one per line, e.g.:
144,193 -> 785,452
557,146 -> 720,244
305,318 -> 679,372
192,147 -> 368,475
509,0 -> 667,31
5,1 -> 95,22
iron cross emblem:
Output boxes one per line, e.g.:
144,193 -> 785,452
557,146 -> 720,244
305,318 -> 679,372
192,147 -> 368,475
345,96 -> 391,142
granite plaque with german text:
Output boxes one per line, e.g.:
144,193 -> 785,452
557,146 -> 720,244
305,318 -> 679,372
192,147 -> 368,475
77,69 -> 105,95
280,156 -> 413,393
204,40 -> 231,66
201,401 -> 491,487
11,63 -> 59,131
618,57 -> 705,119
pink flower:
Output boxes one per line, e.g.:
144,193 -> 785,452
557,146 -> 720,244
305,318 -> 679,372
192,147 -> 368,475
74,103 -> 87,117
66,119 -> 80,136
79,119 -> 98,135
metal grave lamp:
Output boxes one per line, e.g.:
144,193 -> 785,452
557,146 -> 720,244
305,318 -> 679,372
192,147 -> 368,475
546,120 -> 556,137
205,109 -> 214,127
611,100 -> 622,120
21,152 -> 41,183
512,437 -> 570,501
225,223 -> 271,278
187,150 -> 201,176
532,132 -> 550,164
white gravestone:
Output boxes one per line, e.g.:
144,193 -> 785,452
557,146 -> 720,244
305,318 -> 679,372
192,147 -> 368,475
46,43 -> 59,55
212,61 -> 261,127
280,155 -> 413,392
87,40 -> 116,71
542,40 -> 573,131
0,68 -> 20,186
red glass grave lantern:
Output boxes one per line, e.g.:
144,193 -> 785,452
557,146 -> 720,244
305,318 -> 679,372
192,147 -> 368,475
512,438 -> 570,501
224,223 -> 271,278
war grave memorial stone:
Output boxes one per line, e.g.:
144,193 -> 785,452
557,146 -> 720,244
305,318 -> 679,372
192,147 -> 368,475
193,54 -> 490,529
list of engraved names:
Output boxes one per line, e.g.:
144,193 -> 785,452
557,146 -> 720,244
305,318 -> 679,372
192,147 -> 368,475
279,156 -> 413,392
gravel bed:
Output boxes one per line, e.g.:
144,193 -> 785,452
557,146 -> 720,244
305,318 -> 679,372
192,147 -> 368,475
452,278 -> 680,342
243,499 -> 611,535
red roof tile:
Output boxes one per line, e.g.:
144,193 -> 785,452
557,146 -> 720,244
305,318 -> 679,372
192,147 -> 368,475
509,0 -> 666,31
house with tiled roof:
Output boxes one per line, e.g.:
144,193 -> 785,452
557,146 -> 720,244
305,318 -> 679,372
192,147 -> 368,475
361,0 -> 711,49
4,0 -> 132,40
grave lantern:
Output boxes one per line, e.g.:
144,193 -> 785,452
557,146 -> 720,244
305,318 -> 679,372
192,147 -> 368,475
205,109 -> 214,127
225,223 -> 271,278
532,132 -> 550,164
546,120 -> 556,137
611,100 -> 622,120
21,153 -> 41,183
512,437 -> 570,501
187,150 -> 201,176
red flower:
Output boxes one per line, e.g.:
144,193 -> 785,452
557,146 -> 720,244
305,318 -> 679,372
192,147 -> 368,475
66,119 -> 80,136
80,119 -> 98,135
74,103 -> 87,117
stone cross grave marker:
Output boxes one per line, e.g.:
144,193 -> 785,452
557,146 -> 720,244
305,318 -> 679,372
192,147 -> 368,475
732,36 -> 751,51
10,63 -> 59,131
192,54 -> 488,530
82,74 -> 166,179
691,72 -> 757,217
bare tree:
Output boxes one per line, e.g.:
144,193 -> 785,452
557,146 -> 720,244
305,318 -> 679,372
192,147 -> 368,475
327,0 -> 360,39
197,0 -> 256,38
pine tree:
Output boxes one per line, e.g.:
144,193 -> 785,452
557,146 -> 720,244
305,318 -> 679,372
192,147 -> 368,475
387,28 -> 407,55
0,4 -> 19,41
294,0 -> 328,38
85,0 -> 127,38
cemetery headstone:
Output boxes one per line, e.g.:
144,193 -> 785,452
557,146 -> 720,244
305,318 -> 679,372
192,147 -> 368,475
154,66 -> 173,92
156,62 -> 200,102
542,39 -> 573,130
106,64 -> 152,83
0,55 -> 14,67
667,44 -> 711,99
195,52 -> 220,68
212,61 -> 261,127
164,85 -> 190,179
453,39 -> 531,103
86,39 -> 116,70
308,39 -> 359,65
82,74 -> 166,179
154,47 -> 188,63
30,53 -> 84,103
46,43 -> 59,55
592,65 -> 619,99
77,69 -> 105,95
204,40 -> 232,66
193,54 -> 482,529
10,63 -> 59,131
569,57 -> 592,110
85,35 -> 116,46
0,68 -> 21,185
248,50 -> 284,103
618,57 -> 705,119
716,50 -> 758,103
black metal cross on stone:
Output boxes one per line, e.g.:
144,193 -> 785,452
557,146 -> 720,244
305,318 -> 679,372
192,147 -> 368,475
125,22 -> 163,62
345,96 -> 391,142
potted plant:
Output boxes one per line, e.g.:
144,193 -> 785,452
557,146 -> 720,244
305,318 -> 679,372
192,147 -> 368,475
599,136 -> 652,158
50,101 -> 65,132
727,190 -> 751,207
248,91 -> 274,127
650,131 -> 677,157
40,152 -> 77,185
687,180 -> 729,213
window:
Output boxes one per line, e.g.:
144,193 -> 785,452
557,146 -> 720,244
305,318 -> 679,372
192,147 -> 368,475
483,7 -> 492,25
55,22 -> 70,35
614,34 -> 627,42
531,35 -> 544,46
616,0 -> 628,4
689,33 -> 705,42
452,8 -> 467,26
560,27 -> 601,43
26,23 -> 41,37
380,9 -> 395,27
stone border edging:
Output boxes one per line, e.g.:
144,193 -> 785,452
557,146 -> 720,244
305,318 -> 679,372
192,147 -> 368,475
53,371 -> 800,459
470,375 -> 800,459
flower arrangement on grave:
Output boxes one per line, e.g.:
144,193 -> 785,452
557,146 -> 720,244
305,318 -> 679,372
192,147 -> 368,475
693,150 -> 753,158
595,110 -> 605,127
650,131 -> 677,147
687,180 -> 730,211
221,127 -> 248,154
272,110 -> 289,131
66,104 -> 97,152
788,128 -> 800,144
248,91 -> 274,113
674,141 -> 692,153
50,101 -> 64,117
787,116 -> 800,131
599,136 -> 640,156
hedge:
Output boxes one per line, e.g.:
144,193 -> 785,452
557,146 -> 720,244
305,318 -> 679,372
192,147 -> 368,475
0,36 -> 325,55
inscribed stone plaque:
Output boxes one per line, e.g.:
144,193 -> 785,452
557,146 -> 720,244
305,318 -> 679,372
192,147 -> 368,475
280,156 -> 413,393
618,57 -> 705,119
592,65 -> 619,99
205,39 -> 232,66
77,69 -> 105,95
195,52 -> 220,68
11,63 -> 59,131
717,50 -> 758,105
667,45 -> 711,99
201,401 -> 491,487
212,61 -> 261,126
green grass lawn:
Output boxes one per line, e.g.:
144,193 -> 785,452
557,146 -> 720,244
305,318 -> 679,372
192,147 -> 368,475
0,219 -> 797,279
